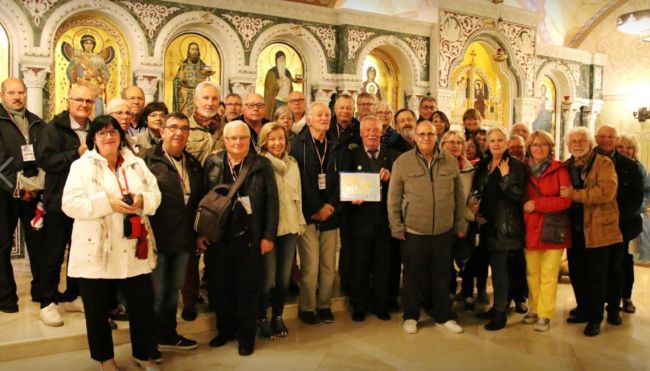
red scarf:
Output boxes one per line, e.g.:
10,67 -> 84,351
457,156 -> 465,170
193,111 -> 221,134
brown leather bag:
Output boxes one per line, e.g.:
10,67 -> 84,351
530,182 -> 569,244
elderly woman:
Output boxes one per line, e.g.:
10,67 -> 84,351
106,98 -> 137,151
432,111 -> 451,141
440,131 -> 475,301
616,135 -> 650,313
521,130 -> 571,332
273,106 -> 294,137
256,122 -> 305,338
61,115 -> 161,371
471,127 -> 526,331
562,127 -> 623,337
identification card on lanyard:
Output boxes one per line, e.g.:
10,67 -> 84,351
318,173 -> 326,190
21,144 -> 35,162
312,136 -> 328,191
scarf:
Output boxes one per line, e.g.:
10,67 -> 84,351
193,111 -> 221,135
4,104 -> 28,139
456,155 -> 465,170
529,157 -> 551,178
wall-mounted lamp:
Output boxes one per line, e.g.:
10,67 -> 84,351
633,107 -> 650,122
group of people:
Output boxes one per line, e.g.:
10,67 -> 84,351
0,76 -> 647,370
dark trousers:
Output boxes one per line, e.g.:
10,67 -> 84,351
387,237 -> 402,305
461,244 -> 489,298
260,233 -> 298,317
77,274 -> 154,362
152,250 -> 190,342
181,253 -> 200,309
401,232 -> 453,322
46,211 -> 78,302
349,226 -> 391,312
0,193 -> 50,306
507,249 -> 528,303
605,241 -> 626,314
206,243 -> 263,348
338,214 -> 352,292
489,250 -> 510,312
567,239 -> 614,323
623,249 -> 634,299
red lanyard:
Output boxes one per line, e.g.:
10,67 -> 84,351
113,158 -> 130,195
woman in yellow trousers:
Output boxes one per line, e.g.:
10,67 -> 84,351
522,131 -> 572,331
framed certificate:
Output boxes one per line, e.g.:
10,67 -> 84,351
340,172 -> 381,202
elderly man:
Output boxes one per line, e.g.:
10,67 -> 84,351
388,120 -> 467,335
143,113 -> 203,359
187,81 -> 222,164
511,123 -> 530,141
291,102 -> 345,325
203,120 -> 278,356
393,109 -> 416,150
594,125 -> 644,326
329,94 -> 360,148
224,93 -> 242,123
0,78 -> 50,321
345,115 -> 399,322
38,85 -> 95,321
122,86 -> 146,136
356,92 -> 376,121
417,97 -> 437,122
508,135 -> 526,161
288,91 -> 307,135
233,93 -> 270,151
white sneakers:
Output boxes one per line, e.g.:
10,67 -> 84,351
441,320 -> 464,334
40,303 -> 64,327
63,297 -> 85,313
402,319 -> 418,334
534,317 -> 550,332
522,312 -> 539,324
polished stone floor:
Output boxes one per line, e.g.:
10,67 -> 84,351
0,267 -> 649,370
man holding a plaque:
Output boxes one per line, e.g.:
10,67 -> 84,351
343,115 -> 399,322
387,120 -> 467,335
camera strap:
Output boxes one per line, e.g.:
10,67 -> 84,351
113,157 -> 130,195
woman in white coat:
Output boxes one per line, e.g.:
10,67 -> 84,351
62,115 -> 161,371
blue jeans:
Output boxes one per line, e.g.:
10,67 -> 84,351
260,234 -> 298,317
151,250 -> 190,342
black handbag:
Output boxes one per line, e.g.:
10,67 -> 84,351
193,155 -> 252,244
530,182 -> 569,244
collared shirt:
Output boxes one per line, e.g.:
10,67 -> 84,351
364,145 -> 380,159
69,115 -> 89,143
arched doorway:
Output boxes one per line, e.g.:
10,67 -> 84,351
255,42 -> 304,121
163,33 -> 221,117
449,41 -> 514,129
361,49 -> 400,111
0,23 -> 8,83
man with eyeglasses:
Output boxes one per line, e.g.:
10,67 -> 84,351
0,78 -> 51,323
122,86 -> 146,135
143,113 -> 203,360
287,91 -> 307,135
37,84 -> 96,322
106,98 -> 137,149
329,94 -> 360,148
417,96 -> 437,123
291,102 -> 346,326
224,94 -> 242,123
203,120 -> 278,356
187,81 -> 222,165
356,92 -> 376,122
388,120 -> 467,335
233,93 -> 270,151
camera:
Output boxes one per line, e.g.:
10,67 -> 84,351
122,194 -> 134,205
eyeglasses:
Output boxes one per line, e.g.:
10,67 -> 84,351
111,111 -> 132,116
416,132 -> 436,139
226,103 -> 242,107
165,125 -> 190,133
126,96 -> 145,101
443,140 -> 464,145
376,111 -> 392,115
420,105 -> 435,110
69,97 -> 94,105
288,98 -> 305,104
244,103 -> 265,109
358,103 -> 374,107
530,143 -> 550,148
224,135 -> 250,142
96,130 -> 119,138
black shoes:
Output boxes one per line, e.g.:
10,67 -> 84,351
476,307 -> 496,320
271,316 -> 289,337
484,311 -> 507,331
584,322 -> 600,337
0,303 -> 18,313
317,308 -> 335,323
386,299 -> 400,313
298,310 -> 320,326
181,306 -> 198,322
351,310 -> 366,322
150,347 -> 163,363
158,335 -> 198,350
238,345 -> 254,356
209,334 -> 235,347
514,302 -> 528,314
464,299 -> 475,311
372,309 -> 391,321
566,314 -> 588,324
258,318 -> 275,340
622,299 -> 636,314
569,307 -> 579,317
607,312 -> 623,326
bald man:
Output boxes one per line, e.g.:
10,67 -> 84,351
37,84 -> 96,320
594,125 -> 644,326
122,86 -> 146,135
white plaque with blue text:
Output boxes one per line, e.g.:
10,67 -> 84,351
340,172 -> 381,202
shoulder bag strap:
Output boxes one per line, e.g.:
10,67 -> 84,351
223,154 -> 254,200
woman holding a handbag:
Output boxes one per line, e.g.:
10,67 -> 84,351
61,115 -> 161,371
521,130 -> 572,332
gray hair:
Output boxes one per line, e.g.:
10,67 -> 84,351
195,81 -> 221,97
243,93 -> 264,105
223,120 -> 248,137
359,115 -> 381,131
565,126 -> 595,147
273,105 -> 292,121
375,101 -> 392,113
306,101 -> 330,118
105,98 -> 130,114
486,126 -> 509,141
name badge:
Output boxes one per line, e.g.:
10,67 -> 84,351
318,173 -> 327,190
238,196 -> 253,215
21,144 -> 35,162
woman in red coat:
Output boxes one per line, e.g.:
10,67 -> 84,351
522,130 -> 572,332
